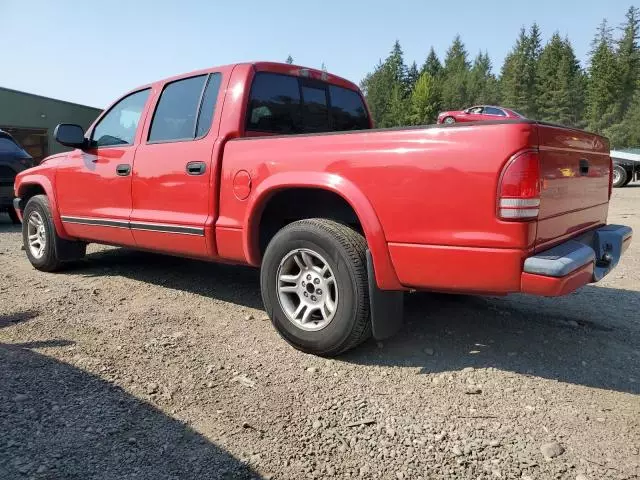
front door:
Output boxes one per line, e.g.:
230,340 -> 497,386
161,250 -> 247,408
56,89 -> 151,246
130,73 -> 223,257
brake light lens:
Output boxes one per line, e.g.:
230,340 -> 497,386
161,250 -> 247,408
497,150 -> 540,221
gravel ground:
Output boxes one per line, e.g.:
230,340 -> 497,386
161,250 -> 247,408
1,187 -> 639,480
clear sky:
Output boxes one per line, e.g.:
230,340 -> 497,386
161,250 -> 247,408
1,0 -> 634,108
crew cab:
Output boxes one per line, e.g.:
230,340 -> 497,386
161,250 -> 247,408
13,62 -> 632,356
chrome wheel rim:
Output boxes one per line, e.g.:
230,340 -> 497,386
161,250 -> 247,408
276,248 -> 338,331
613,169 -> 621,185
27,212 -> 47,259
444,117 -> 455,124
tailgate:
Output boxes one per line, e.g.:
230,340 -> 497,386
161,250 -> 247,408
535,123 -> 611,251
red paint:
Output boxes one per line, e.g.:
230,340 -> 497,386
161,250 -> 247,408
13,61 -> 630,298
388,243 -> 526,294
233,170 -> 252,200
521,263 -> 594,297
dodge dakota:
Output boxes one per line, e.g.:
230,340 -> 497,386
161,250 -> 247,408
13,61 -> 633,356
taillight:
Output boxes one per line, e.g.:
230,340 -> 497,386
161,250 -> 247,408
497,150 -> 540,221
608,156 -> 613,199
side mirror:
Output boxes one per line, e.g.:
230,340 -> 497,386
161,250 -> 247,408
54,124 -> 86,148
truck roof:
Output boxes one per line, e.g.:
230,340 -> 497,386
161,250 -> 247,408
132,61 -> 360,96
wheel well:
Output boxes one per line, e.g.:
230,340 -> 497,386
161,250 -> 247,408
19,184 -> 46,204
257,188 -> 363,256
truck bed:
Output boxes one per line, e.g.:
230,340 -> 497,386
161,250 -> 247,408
219,119 -> 610,294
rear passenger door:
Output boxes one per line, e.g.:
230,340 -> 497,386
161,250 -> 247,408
130,73 -> 223,257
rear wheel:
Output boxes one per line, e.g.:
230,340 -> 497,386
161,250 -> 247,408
612,165 -> 628,188
22,195 -> 86,272
260,219 -> 371,356
443,116 -> 456,125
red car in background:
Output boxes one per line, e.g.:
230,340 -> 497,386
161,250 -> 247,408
437,105 -> 525,124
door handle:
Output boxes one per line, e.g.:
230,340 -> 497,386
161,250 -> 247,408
116,164 -> 131,176
186,161 -> 206,175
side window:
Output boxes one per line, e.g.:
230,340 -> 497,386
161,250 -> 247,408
329,86 -> 369,131
469,106 -> 484,114
148,75 -> 207,142
485,107 -> 506,116
301,84 -> 329,132
91,89 -> 150,148
195,73 -> 222,138
247,72 -> 301,133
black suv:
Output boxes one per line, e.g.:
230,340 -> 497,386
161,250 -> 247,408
0,130 -> 34,223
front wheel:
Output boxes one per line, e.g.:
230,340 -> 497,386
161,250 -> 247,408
443,116 -> 456,125
260,219 -> 371,356
22,195 -> 86,272
612,165 -> 628,188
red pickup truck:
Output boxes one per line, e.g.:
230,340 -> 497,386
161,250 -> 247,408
13,62 -> 632,356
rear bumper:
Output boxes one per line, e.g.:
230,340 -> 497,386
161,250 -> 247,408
388,224 -> 632,297
520,224 -> 632,296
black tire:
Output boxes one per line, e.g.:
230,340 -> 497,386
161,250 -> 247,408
260,219 -> 371,356
8,206 -> 20,224
443,116 -> 456,125
612,165 -> 628,188
22,195 -> 86,272
622,173 -> 633,186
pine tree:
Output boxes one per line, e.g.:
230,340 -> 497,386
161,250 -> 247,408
385,82 -> 409,127
605,89 -> 640,147
501,27 -> 531,115
616,6 -> 640,116
285,55 -> 294,64
441,35 -> 471,109
563,37 -> 587,127
421,47 -> 442,77
409,72 -> 440,125
525,23 -> 543,117
468,51 -> 499,105
359,62 -> 391,126
586,20 -> 622,132
360,41 -> 409,127
536,33 -> 584,126
406,61 -> 420,92
536,33 -> 564,120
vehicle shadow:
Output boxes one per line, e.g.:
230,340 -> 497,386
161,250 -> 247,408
0,216 -> 21,232
344,289 -> 640,395
81,247 -> 264,309
79,248 -> 640,395
0,311 -> 262,480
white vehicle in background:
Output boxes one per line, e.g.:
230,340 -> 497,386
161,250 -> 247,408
611,149 -> 640,187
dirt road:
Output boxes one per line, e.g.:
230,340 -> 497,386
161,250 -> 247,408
1,187 -> 639,479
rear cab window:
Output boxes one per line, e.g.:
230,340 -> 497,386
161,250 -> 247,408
246,72 -> 370,135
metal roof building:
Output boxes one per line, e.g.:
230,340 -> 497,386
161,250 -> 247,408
0,87 -> 102,164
